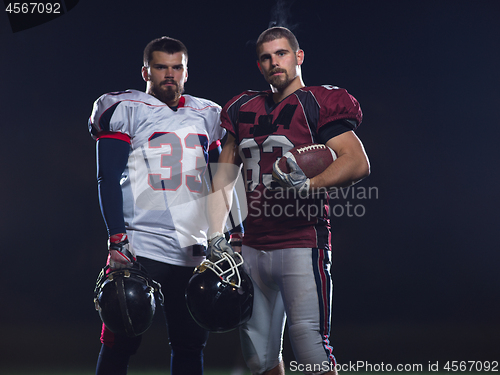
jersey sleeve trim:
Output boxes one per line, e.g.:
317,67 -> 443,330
317,120 -> 354,143
95,131 -> 131,144
209,139 -> 221,151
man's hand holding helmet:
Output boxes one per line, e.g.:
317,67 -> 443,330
107,233 -> 136,269
207,232 -> 235,262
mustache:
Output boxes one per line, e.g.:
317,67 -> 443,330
161,79 -> 178,87
269,68 -> 287,75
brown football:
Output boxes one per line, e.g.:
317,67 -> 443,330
277,143 -> 337,178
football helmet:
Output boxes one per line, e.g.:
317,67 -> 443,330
94,262 -> 163,337
185,252 -> 254,333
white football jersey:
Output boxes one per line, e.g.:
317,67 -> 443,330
89,89 -> 225,266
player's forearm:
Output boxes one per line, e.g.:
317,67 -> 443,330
208,165 -> 239,234
310,151 -> 370,189
98,180 -> 127,236
208,193 -> 232,234
208,134 -> 244,235
310,130 -> 370,189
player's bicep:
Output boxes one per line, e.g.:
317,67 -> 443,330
96,138 -> 130,181
218,133 -> 242,166
326,131 -> 362,158
211,133 -> 242,193
325,131 -> 370,177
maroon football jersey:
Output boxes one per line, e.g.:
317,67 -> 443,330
221,85 -> 362,250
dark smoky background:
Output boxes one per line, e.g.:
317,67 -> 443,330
1,0 -> 498,372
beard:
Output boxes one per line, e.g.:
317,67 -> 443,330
151,80 -> 184,105
267,68 -> 292,91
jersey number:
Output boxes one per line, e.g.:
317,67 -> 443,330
148,132 -> 208,193
239,135 -> 294,192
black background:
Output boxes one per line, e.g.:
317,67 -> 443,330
1,0 -> 499,372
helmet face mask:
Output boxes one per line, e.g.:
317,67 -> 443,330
197,251 -> 244,287
185,252 -> 254,333
94,263 -> 163,337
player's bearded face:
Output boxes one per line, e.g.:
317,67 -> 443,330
258,38 -> 303,93
152,78 -> 184,104
266,67 -> 292,90
144,51 -> 187,106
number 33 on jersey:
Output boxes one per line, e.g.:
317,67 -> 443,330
88,89 -> 225,248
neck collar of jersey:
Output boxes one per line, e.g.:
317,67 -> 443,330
178,96 -> 186,108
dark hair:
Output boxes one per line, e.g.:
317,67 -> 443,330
143,36 -> 188,66
255,26 -> 300,55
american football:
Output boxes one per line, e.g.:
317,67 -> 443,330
277,143 -> 337,178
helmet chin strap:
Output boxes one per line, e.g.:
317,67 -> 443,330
116,276 -> 135,337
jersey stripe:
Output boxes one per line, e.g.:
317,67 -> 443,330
312,247 -> 336,364
96,131 -> 131,143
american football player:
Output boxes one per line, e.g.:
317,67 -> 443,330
208,27 -> 370,375
88,36 -> 241,375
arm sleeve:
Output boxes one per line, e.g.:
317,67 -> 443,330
317,119 -> 357,144
96,138 -> 130,236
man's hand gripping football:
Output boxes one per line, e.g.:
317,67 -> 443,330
272,157 -> 310,197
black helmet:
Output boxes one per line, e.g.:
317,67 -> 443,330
94,262 -> 163,337
185,252 -> 254,333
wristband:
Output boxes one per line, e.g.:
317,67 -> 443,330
229,233 -> 243,247
110,233 -> 128,243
